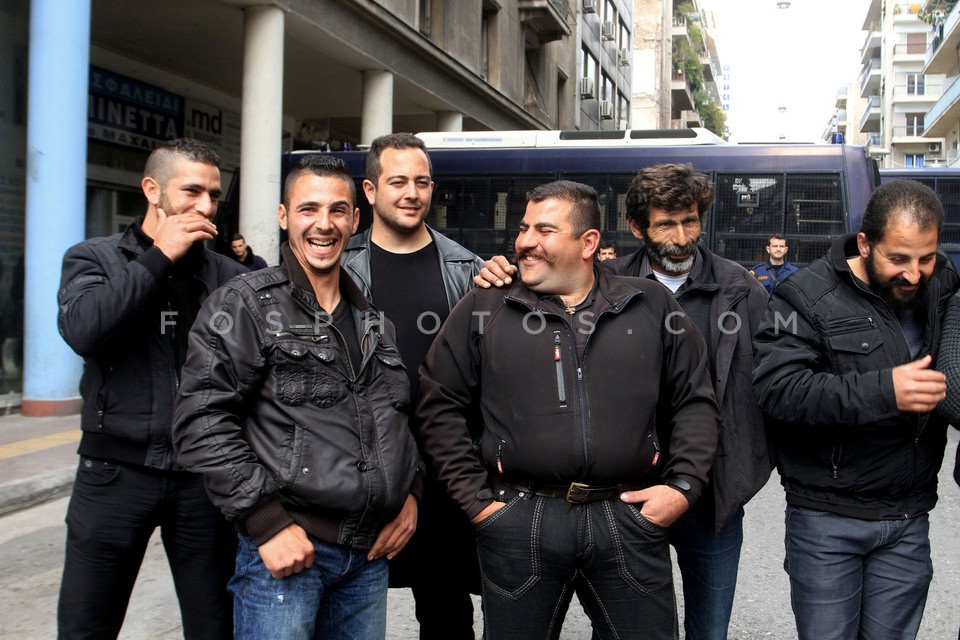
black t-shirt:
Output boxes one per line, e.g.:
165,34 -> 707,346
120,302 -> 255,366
330,297 -> 362,378
369,241 -> 448,401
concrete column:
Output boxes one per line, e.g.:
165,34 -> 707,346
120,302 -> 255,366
239,5 -> 284,265
361,70 -> 394,145
437,111 -> 463,132
22,0 -> 90,416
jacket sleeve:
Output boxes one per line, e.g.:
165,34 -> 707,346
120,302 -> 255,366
416,290 -> 491,520
58,241 -> 172,357
752,278 -> 899,427
657,292 -> 720,505
937,293 -> 960,427
171,282 -> 292,540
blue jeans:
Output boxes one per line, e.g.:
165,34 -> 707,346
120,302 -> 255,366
669,500 -> 743,640
784,506 -> 933,640
476,485 -> 677,640
57,459 -> 235,640
231,534 -> 388,640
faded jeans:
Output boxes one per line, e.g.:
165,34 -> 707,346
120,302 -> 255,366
230,533 -> 388,640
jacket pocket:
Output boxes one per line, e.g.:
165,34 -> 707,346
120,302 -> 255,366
374,347 -> 410,410
825,316 -> 884,374
273,339 -> 343,408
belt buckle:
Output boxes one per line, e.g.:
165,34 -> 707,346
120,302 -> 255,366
566,482 -> 591,504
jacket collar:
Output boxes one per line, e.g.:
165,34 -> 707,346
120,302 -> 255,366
280,242 -> 373,314
346,225 -> 475,262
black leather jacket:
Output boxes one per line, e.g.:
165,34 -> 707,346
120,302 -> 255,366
57,220 -> 246,470
342,226 -> 483,310
754,234 -> 959,519
172,246 -> 421,549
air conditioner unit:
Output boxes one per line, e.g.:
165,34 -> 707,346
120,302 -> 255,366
599,100 -> 614,119
601,21 -> 615,40
618,47 -> 631,66
928,142 -> 942,153
579,77 -> 595,98
582,0 -> 598,14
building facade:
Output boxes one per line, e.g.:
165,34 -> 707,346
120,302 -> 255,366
922,0 -> 960,165
4,0 -> 635,414
858,0 -> 947,168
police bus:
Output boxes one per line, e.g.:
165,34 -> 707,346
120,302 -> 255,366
281,129 -> 880,267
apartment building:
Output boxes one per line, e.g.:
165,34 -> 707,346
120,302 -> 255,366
822,83 -> 870,147
629,0 -> 722,132
922,0 -> 960,165
857,0 -> 947,168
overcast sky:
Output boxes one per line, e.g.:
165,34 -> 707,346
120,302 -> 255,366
700,0 -> 872,143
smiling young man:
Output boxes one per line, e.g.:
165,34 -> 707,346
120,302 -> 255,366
172,155 -> 422,640
56,138 -> 245,639
416,179 -> 719,639
753,179 -> 960,640
341,133 -> 483,639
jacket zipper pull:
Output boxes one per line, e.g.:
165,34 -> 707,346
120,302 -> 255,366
553,331 -> 566,406
652,437 -> 660,467
832,464 -> 839,479
496,441 -> 504,474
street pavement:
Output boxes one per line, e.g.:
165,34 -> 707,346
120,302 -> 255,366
0,413 -> 957,638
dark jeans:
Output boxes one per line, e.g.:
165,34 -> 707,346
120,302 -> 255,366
784,506 -> 932,640
57,459 -> 236,639
477,485 -> 677,640
669,499 -> 744,640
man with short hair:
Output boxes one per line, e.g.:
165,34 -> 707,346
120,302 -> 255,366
597,240 -> 617,261
750,233 -> 798,295
341,132 -> 483,639
229,233 -> 268,270
476,164 -> 771,640
418,180 -> 720,638
753,179 -> 960,640
172,155 -> 422,640
56,138 -> 244,639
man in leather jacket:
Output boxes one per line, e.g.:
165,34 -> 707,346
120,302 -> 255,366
56,138 -> 244,639
173,156 -> 422,640
341,133 -> 483,639
417,180 -> 719,639
753,179 -> 960,640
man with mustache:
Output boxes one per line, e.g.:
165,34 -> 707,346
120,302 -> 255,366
476,163 -> 771,640
753,179 -> 959,640
418,179 -> 720,638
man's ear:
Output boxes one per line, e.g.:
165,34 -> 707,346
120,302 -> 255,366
277,204 -> 288,231
142,177 -> 160,206
856,232 -> 870,259
362,179 -> 377,206
627,218 -> 645,241
351,208 -> 360,235
581,229 -> 601,260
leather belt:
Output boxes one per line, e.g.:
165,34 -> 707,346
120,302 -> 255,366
496,480 -> 641,504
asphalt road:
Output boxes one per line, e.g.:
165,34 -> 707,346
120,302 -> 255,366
1,428 -> 957,639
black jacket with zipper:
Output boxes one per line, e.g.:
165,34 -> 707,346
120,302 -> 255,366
172,245 -> 422,549
753,234 -> 959,519
57,219 -> 247,470
416,267 -> 720,521
605,245 -> 772,531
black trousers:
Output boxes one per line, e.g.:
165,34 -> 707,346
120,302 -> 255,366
57,459 -> 236,639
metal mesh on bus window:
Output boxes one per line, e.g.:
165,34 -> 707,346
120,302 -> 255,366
711,172 -> 844,267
